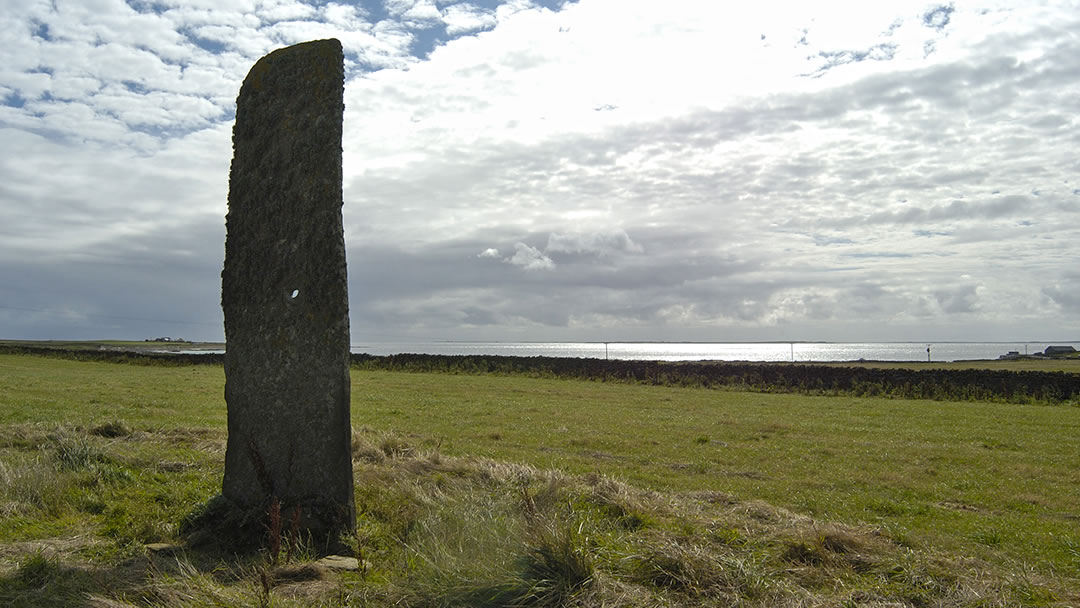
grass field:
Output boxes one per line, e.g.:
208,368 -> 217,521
1,353 -> 1078,606
0,339 -> 225,353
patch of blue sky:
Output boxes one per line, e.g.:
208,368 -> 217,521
2,92 -> 27,108
124,0 -> 166,14
182,31 -> 228,55
121,80 -> 151,94
405,0 -> 578,59
805,43 -> 898,78
128,123 -> 196,139
922,5 -> 954,31
32,21 -> 52,41
357,0 -> 390,22
409,25 -> 449,59
470,0 -> 576,10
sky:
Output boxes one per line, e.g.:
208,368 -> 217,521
1,0 -> 1078,344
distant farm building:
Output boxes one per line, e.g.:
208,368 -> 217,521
1042,345 -> 1077,357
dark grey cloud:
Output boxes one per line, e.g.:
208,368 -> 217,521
0,218 -> 224,340
347,226 -> 764,332
1042,273 -> 1080,314
935,285 -> 979,314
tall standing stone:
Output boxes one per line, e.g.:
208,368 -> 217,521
221,38 -> 354,544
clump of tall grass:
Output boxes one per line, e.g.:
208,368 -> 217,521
90,420 -> 132,439
0,456 -> 70,517
352,427 -> 434,464
392,492 -> 596,607
350,435 -> 598,607
135,558 -> 262,608
0,551 -> 96,606
44,428 -> 133,487
2,428 -> 125,520
14,551 -> 58,589
47,430 -> 104,472
625,537 -> 778,601
577,472 -> 661,532
514,522 -> 594,608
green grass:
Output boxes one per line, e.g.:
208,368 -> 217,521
0,354 -> 225,428
1,353 -> 1078,606
350,370 -> 1080,570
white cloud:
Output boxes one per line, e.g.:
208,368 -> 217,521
2,71 -> 51,99
506,242 -> 555,271
256,0 -> 318,24
50,75 -> 103,100
191,24 -> 275,55
546,230 -> 643,256
442,3 -> 496,36
323,3 -> 369,29
401,0 -> 443,28
478,247 -> 501,258
383,0 -> 417,17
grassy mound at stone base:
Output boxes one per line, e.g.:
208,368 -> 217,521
2,425 -> 1076,607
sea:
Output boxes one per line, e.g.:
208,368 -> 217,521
348,341 -> 1080,363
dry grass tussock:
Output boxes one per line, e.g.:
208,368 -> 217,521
344,430 -> 1073,607
1,426 -> 1077,607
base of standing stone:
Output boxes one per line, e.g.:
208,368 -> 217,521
180,494 -> 355,556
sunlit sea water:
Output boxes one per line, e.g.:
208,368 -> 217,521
350,342 -> 1080,363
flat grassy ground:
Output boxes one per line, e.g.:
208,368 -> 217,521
353,370 -> 1080,554
1,353 -> 1078,606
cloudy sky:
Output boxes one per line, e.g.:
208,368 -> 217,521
2,0 -> 1078,344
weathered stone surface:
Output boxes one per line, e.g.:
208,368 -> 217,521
144,543 -> 182,555
315,555 -> 363,571
221,38 -> 354,543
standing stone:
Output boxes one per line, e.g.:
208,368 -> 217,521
221,38 -> 354,545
